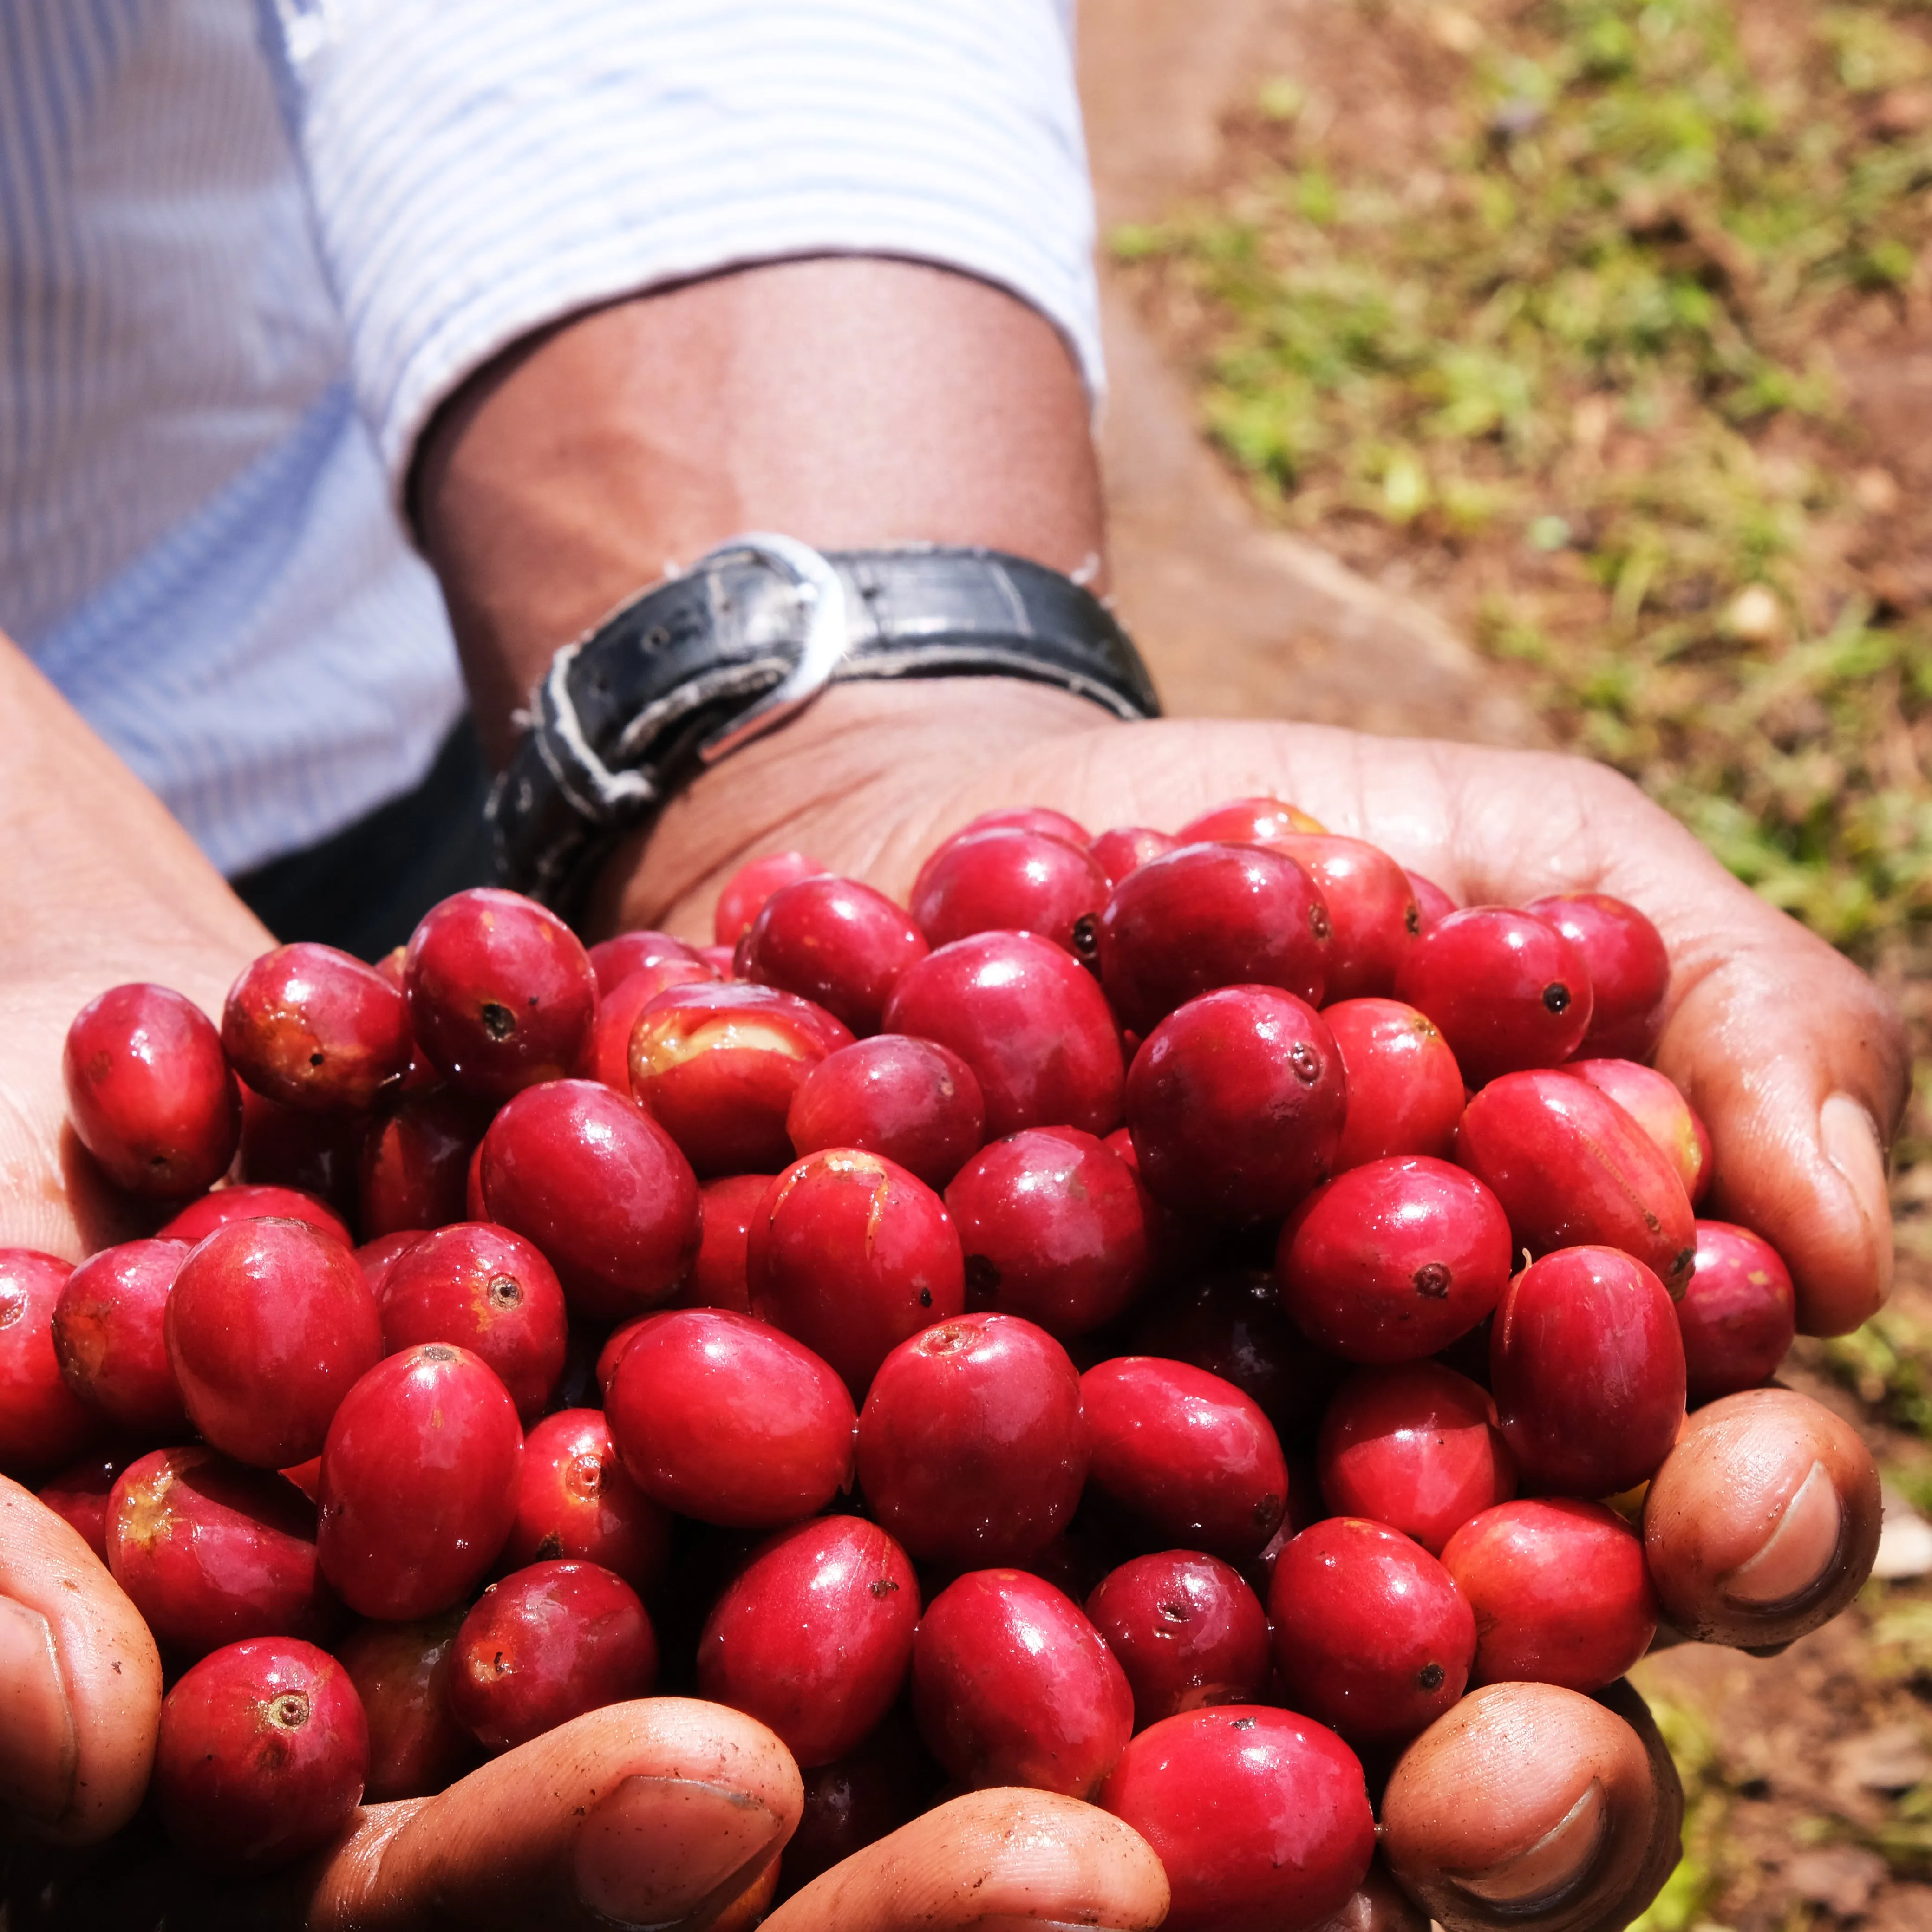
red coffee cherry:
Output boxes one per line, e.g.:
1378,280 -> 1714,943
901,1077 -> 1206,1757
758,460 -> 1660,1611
1569,1057 -> 1710,1205
911,826 -> 1109,958
1407,869 -> 1457,929
737,875 -> 930,1035
670,1173 -> 770,1314
1316,1362 -> 1515,1554
585,957 -> 717,1091
166,1218 -> 382,1469
714,849 -> 829,946
883,932 -> 1126,1140
404,888 -> 597,1103
37,1449 -> 134,1561
1125,986 -> 1346,1222
1098,1706 -> 1375,1932
1175,796 -> 1326,844
158,1183 -> 352,1247
1677,1221 -> 1797,1403
1086,1552 -> 1271,1727
222,943 -> 411,1114
946,1128 -> 1154,1340
1441,1498 -> 1659,1692
588,928 -> 707,995
1090,824 -> 1177,888
1524,890 -> 1670,1062
911,1569 -> 1134,1797
154,1637 -> 367,1871
236,1086 -> 362,1212
353,1230 -> 425,1302
316,1343 -> 524,1620
449,1560 -> 657,1754
356,1089 -> 490,1238
1082,1358 -> 1289,1561
1323,998 -> 1466,1172
781,1717 -> 943,1899
478,1079 -> 701,1322
51,1238 -> 190,1438
1268,835 -> 1421,1002
1268,1518 -> 1474,1747
1394,907 -> 1594,1086
62,983 -> 241,1199
786,1035 -> 987,1190
699,1516 -> 920,1766
333,1609 -> 477,1801
503,1408 -> 672,1593
1491,1246 -> 1686,1496
857,1313 -> 1088,1569
954,805 -> 1094,845
604,1308 -> 855,1528
1276,1157 -> 1512,1364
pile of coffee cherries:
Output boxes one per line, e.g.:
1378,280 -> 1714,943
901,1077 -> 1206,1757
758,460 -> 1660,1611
0,797 -> 1881,1932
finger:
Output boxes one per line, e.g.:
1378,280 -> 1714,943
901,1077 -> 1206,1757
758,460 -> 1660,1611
1379,1679 -> 1680,1932
0,1475 -> 161,1844
1643,1386 -> 1881,1650
765,1788 -> 1170,1932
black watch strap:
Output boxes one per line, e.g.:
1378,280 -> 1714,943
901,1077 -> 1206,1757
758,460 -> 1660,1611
488,537 -> 1162,916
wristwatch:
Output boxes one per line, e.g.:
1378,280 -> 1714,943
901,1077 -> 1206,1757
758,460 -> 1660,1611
487,534 -> 1162,917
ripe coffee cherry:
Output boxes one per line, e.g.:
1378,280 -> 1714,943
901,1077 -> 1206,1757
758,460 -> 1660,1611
1525,890 -> 1670,1062
630,980 -> 854,1175
738,875 -> 929,1034
316,1344 -> 523,1619
404,888 -> 596,1103
586,957 -> 717,1091
714,849 -> 829,946
1407,869 -> 1457,929
786,1035 -> 986,1189
1097,842 -> 1331,1035
222,943 -> 411,1114
946,1129 -> 1154,1339
449,1560 -> 658,1754
159,1183 -> 352,1247
955,804 -> 1094,845
479,1079 -> 701,1321
1099,1706 -> 1375,1932
857,1313 -> 1088,1569
1455,1070 -> 1697,1295
1570,1057 -> 1711,1205
910,826 -> 1109,957
1394,907 -> 1593,1086
781,1717 -> 943,1898
62,983 -> 240,1199
1269,1519 -> 1474,1746
1269,835 -> 1421,1001
912,1570 -> 1134,1797
504,1408 -> 672,1592
51,1238 -> 189,1437
1083,1358 -> 1289,1560
1175,795 -> 1326,844
1441,1499 -> 1658,1692
334,1609 -> 477,1801
166,1218 -> 382,1468
1090,824 -> 1177,888
106,1446 -> 336,1659
699,1517 -> 920,1765
1277,1158 -> 1512,1364
38,1449 -> 132,1561
1317,1363 -> 1515,1554
354,1230 -> 425,1301
1677,1221 -> 1797,1403
588,928 -> 706,995
883,932 -> 1125,1139
672,1173 -> 769,1314
749,1150 -> 965,1394
235,1086 -> 363,1214
1086,1552 -> 1271,1727
154,1638 -> 367,1871
604,1308 -> 855,1528
1491,1246 -> 1686,1497
1323,999 -> 1466,1172
357,1090 -> 490,1238
1126,986 -> 1346,1222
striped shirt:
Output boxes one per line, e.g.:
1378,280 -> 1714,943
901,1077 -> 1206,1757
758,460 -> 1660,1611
0,0 -> 1101,877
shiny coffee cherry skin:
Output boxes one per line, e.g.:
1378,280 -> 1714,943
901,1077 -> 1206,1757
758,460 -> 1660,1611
1441,1498 -> 1658,1692
315,1343 -> 525,1620
1098,1705 -> 1375,1932
738,874 -> 930,1034
1126,986 -> 1347,1223
153,1637 -> 367,1871
1524,890 -> 1671,1062
166,1217 -> 383,1469
333,1608 -> 478,1801
1090,824 -> 1178,888
158,1182 -> 352,1247
857,1312 -> 1088,1570
1269,1518 -> 1474,1746
1086,1551 -> 1271,1727
51,1237 -> 190,1438
1567,1057 -> 1710,1205
449,1559 -> 658,1755
235,1083 -> 363,1214
354,1230 -> 426,1302
586,957 -> 718,1091
910,825 -> 1109,957
911,1569 -> 1134,1797
1394,907 -> 1594,1088
1175,795 -> 1327,845
37,1449 -> 134,1561
1323,999 -> 1466,1172
713,849 -> 829,946
1677,1220 -> 1797,1403
953,804 -> 1095,845
503,1408 -> 672,1593
357,1088 -> 491,1238
1267,834 -> 1421,1002
698,1516 -> 920,1766
222,942 -> 411,1114
587,927 -> 707,996
62,983 -> 241,1199
1406,870 -> 1458,930
670,1172 -> 770,1314
786,1034 -> 987,1190
1096,841 -> 1332,1035
1316,1362 -> 1516,1554
604,1307 -> 856,1528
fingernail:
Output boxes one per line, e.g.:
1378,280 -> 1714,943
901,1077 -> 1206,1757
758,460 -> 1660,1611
1821,1094 -> 1893,1302
1721,1459 -> 1843,1608
573,1775 -> 780,1931
0,1593 -> 77,1825
1450,1778 -> 1606,1912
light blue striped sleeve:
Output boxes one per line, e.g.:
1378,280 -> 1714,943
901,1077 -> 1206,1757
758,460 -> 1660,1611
257,0 -> 1102,504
